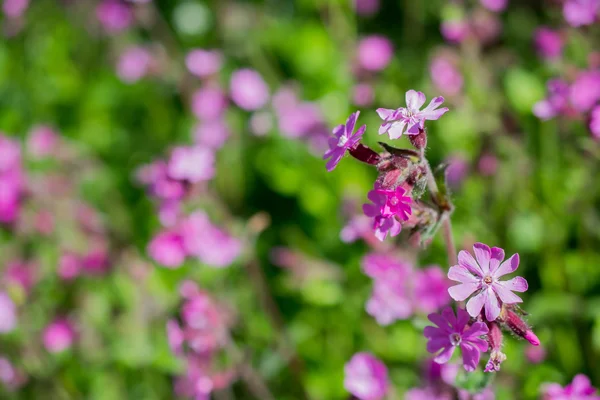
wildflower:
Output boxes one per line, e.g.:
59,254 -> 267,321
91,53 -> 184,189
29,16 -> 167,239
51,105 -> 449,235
2,0 -> 28,18
534,27 -> 564,60
424,307 -> 489,371
323,111 -> 366,171
168,146 -> 215,183
117,47 -> 152,83
377,90 -> 448,139
569,70 -> 600,112
589,105 -> 600,139
229,69 -> 270,111
42,319 -> 76,353
440,19 -> 470,44
414,267 -> 452,314
27,125 -> 58,158
191,86 -> 228,120
58,252 -> 81,281
480,0 -> 508,12
0,292 -> 17,333
374,186 -> 412,220
148,230 -> 186,268
96,0 -> 133,34
448,243 -> 528,321
563,0 -> 600,28
543,374 -> 600,399
166,319 -> 185,356
357,35 -> 393,72
533,79 -> 570,120
430,55 -> 463,97
193,119 -> 229,150
186,49 -> 223,78
344,353 -> 389,400
362,190 -> 402,241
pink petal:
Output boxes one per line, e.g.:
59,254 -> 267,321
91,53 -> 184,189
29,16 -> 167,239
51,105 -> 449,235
406,90 -> 426,111
458,250 -> 484,277
441,307 -> 457,327
388,121 -> 407,139
493,253 -> 520,278
428,312 -> 452,332
378,121 -> 392,135
463,321 -> 489,340
419,107 -> 449,121
325,150 -> 344,171
448,282 -> 480,301
466,290 -> 486,318
460,342 -> 481,372
406,121 -> 421,134
498,276 -> 528,292
423,326 -> 445,339
488,247 -> 505,274
483,289 -> 501,321
345,111 -> 359,135
376,108 -> 395,120
426,337 -> 449,353
433,346 -> 455,364
473,243 -> 491,275
422,96 -> 445,112
455,308 -> 471,330
492,282 -> 523,304
468,336 -> 490,353
448,265 -> 478,283
332,124 -> 344,138
362,203 -> 378,217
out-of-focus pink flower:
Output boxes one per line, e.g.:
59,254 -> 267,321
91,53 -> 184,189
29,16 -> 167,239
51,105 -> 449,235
82,249 -> 111,275
158,200 -> 181,227
471,9 -> 502,44
249,111 -> 273,136
478,153 -> 498,176
323,111 -> 366,171
430,55 -> 463,97
543,374 -> 599,399
136,161 -> 186,201
2,0 -> 28,18
5,261 -> 35,294
167,319 -> 184,356
377,90 -> 449,139
180,212 -> 242,268
414,267 -> 451,314
357,36 -> 393,72
148,230 -> 186,268
533,79 -> 570,120
27,125 -> 58,158
0,357 -> 15,386
448,243 -> 528,321
480,0 -> 507,12
58,252 -> 81,280
534,27 -> 564,60
168,146 -> 215,183
0,176 -> 21,224
344,353 -> 389,400
563,0 -> 600,27
117,46 -> 152,83
230,69 -> 270,111
340,215 -> 373,243
590,105 -> 600,139
34,210 -> 54,235
186,49 -> 223,79
191,86 -> 228,121
42,319 -> 76,353
353,0 -> 380,16
0,292 -> 17,333
424,307 -> 489,371
525,344 -> 546,364
446,155 -> 469,187
0,135 -> 20,173
96,1 -> 133,33
569,70 -> 600,112
440,20 -> 470,44
193,120 -> 229,150
353,83 -> 375,107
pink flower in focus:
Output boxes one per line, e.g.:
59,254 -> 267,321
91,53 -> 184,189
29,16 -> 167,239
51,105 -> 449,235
480,0 -> 507,12
533,79 -> 570,120
569,70 -> 600,112
362,190 -> 403,241
344,353 -> 389,400
590,105 -> 600,139
186,49 -> 223,78
191,86 -> 228,120
193,120 -> 229,150
168,146 -> 215,183
58,252 -> 81,280
377,90 -> 449,139
563,0 -> 600,27
353,0 -> 380,16
117,46 -> 152,83
424,307 -> 489,371
42,319 -> 76,353
96,1 -> 133,33
323,111 -> 366,171
2,0 -> 28,18
27,125 -> 58,158
414,267 -> 452,314
0,292 -> 17,333
448,243 -> 528,321
373,186 -> 412,220
543,374 -> 599,399
430,55 -> 463,97
148,230 -> 186,268
534,28 -> 564,60
229,69 -> 270,111
357,36 -> 393,72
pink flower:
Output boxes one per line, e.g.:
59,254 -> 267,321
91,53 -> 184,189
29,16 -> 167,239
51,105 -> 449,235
424,307 -> 489,371
166,319 -> 184,356
533,79 -> 570,120
148,230 -> 186,268
117,46 -> 152,83
344,353 -> 389,400
430,55 -> 463,97
357,36 -> 393,72
191,86 -> 228,120
168,146 -> 215,183
563,0 -> 600,27
353,0 -> 380,16
440,20 -> 470,44
589,105 -> 600,139
323,111 -> 365,171
569,70 -> 600,112
96,1 -> 133,33
446,155 -> 469,187
193,120 -> 229,150
534,27 -> 564,60
525,344 -> 546,364
353,83 -> 375,107
448,243 -> 528,321
5,261 -> 35,294
249,111 -> 273,136
362,190 -> 403,241
543,374 -> 599,399
27,125 -> 58,158
377,90 -> 449,139
229,69 -> 270,111
0,135 -> 20,173
82,249 -> 111,275
186,49 -> 223,78
42,319 -> 76,353
480,0 -> 507,12
2,0 -> 28,18
0,292 -> 17,333
414,267 -> 452,314
58,252 -> 81,280
373,186 -> 412,220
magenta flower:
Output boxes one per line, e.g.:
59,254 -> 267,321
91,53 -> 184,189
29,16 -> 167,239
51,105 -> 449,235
357,35 -> 393,72
344,353 -> 389,400
563,0 -> 600,27
42,319 -> 76,353
117,47 -> 152,83
448,243 -> 528,321
2,0 -> 28,18
166,319 -> 184,356
193,119 -> 229,150
168,146 -> 215,183
569,70 -> 600,112
186,49 -> 223,79
377,90 -> 449,139
533,79 -> 570,120
414,267 -> 452,314
229,69 -> 270,111
480,0 -> 507,12
148,230 -> 186,268
590,105 -> 600,139
440,19 -> 470,44
430,55 -> 463,97
424,307 -> 489,371
27,125 -> 58,158
353,83 -> 375,107
362,190 -> 402,241
543,374 -> 600,400
191,86 -> 228,121
534,27 -> 564,60
58,252 -> 81,281
96,1 -> 133,33
0,292 -> 16,333
323,111 -> 366,171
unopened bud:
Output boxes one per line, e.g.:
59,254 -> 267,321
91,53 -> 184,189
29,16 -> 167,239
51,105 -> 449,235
408,128 -> 427,150
500,305 -> 540,346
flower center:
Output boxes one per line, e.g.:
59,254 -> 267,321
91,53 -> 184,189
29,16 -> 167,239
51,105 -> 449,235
449,332 -> 462,346
483,275 -> 493,285
389,196 -> 399,206
337,136 -> 349,147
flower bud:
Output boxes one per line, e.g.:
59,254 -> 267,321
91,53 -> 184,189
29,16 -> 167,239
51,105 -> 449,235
500,305 -> 540,346
408,128 -> 427,150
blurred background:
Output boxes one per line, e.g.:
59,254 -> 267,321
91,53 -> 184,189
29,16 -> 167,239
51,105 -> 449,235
0,0 -> 599,399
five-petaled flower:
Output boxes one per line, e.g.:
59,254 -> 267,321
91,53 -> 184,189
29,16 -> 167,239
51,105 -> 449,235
448,243 -> 528,321
424,307 -> 489,372
377,90 -> 449,139
323,111 -> 366,171
362,187 -> 412,241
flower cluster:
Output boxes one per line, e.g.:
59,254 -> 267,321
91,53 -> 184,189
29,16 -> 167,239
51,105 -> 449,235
543,374 -> 600,400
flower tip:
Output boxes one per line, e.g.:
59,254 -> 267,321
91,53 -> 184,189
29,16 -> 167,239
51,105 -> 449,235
524,330 -> 540,346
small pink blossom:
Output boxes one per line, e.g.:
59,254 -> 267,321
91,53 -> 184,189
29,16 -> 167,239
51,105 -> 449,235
357,35 -> 393,72
230,69 -> 270,111
362,191 -> 403,241
166,319 -> 184,356
543,374 -> 599,399
344,353 -> 389,400
2,0 -> 28,18
589,105 -> 600,139
168,146 -> 215,183
191,86 -> 228,121
186,49 -> 223,78
0,292 -> 17,333
58,252 -> 81,280
430,55 -> 463,97
82,250 -> 111,275
117,46 -> 152,83
193,120 -> 229,150
414,267 -> 452,314
533,79 -> 570,120
424,307 -> 489,371
148,230 -> 186,268
569,70 -> 600,112
42,319 -> 76,353
480,0 -> 507,12
534,27 -> 564,60
27,125 -> 58,158
5,261 -> 35,294
440,20 -> 470,44
563,0 -> 600,27
377,90 -> 448,139
96,1 -> 133,33
323,111 -> 365,171
448,243 -> 528,321
353,83 -> 375,107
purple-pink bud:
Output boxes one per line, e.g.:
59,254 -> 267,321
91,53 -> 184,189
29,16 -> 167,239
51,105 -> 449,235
524,330 -> 540,346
